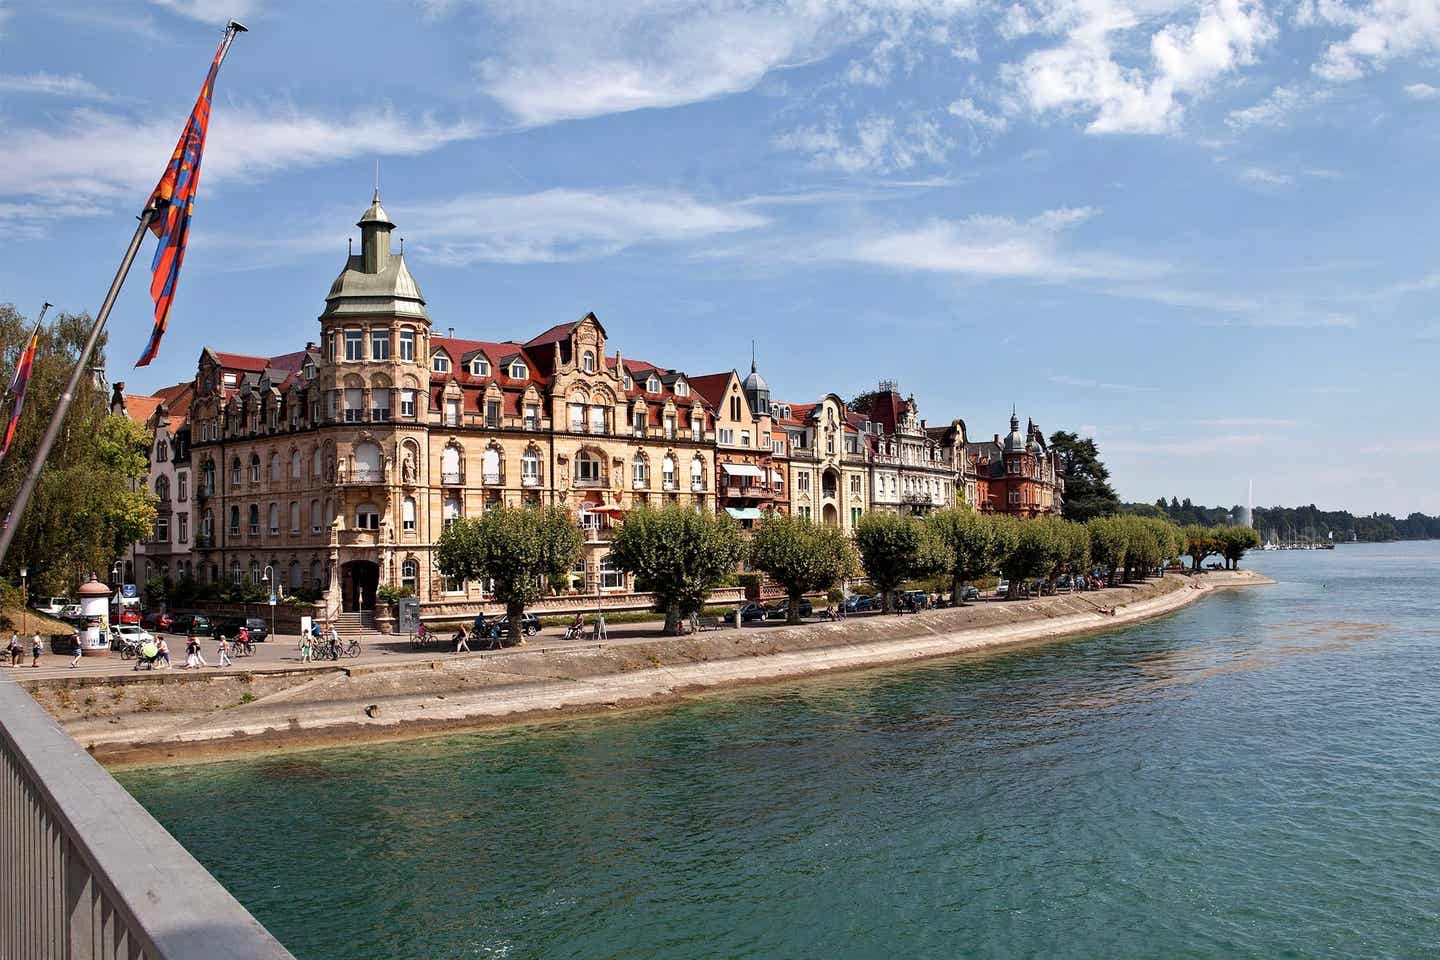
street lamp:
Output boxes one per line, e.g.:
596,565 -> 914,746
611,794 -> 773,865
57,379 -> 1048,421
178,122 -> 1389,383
262,565 -> 276,639
19,564 -> 27,634
111,561 -> 123,626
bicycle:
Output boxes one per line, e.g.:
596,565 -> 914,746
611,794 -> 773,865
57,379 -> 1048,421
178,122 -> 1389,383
341,638 -> 361,658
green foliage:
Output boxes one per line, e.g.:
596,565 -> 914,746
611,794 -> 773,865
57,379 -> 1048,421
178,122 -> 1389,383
607,505 -> 746,634
143,576 -> 168,607
226,579 -> 266,603
854,511 -> 929,611
999,517 -> 1062,593
437,505 -> 583,644
1086,516 -> 1130,584
0,304 -> 155,594
1050,430 -> 1120,522
924,507 -> 997,602
749,513 -> 858,624
376,584 -> 414,605
1215,525 -> 1261,569
1183,524 -> 1222,572
1124,499 -> 1439,544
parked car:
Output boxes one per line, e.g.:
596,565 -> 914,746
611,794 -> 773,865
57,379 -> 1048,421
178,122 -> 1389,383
767,598 -> 813,620
738,602 -> 770,623
30,596 -> 72,616
901,590 -> 929,609
494,613 -> 541,638
168,614 -> 213,637
58,603 -> 85,623
141,611 -> 175,632
215,616 -> 269,642
117,607 -> 142,625
994,580 -> 1010,598
959,586 -> 981,602
112,624 -> 154,647
1056,575 -> 1073,593
844,594 -> 877,613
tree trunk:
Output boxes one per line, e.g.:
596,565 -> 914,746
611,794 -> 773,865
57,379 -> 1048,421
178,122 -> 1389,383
507,601 -> 524,647
663,600 -> 682,635
882,589 -> 894,613
788,591 -> 802,625
952,574 -> 963,605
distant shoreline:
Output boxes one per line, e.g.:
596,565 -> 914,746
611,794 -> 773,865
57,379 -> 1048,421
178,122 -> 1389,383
29,570 -> 1272,769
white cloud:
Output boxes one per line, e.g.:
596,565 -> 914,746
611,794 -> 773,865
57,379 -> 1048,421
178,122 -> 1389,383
776,113 -> 953,173
0,72 -> 108,99
149,0 -> 263,22
948,96 -> 1009,131
1404,81 -> 1440,99
453,0 -> 978,126
1239,165 -> 1294,185
1226,84 -> 1316,129
1002,0 -> 1274,134
1049,374 -> 1157,391
809,205 -> 1160,281
393,188 -> 768,265
0,105 -> 477,220
1310,0 -> 1440,82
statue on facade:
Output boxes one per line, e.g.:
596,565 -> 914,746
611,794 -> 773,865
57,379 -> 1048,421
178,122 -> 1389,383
401,450 -> 416,485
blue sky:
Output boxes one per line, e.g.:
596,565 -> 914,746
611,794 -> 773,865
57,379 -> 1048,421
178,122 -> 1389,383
0,0 -> 1436,514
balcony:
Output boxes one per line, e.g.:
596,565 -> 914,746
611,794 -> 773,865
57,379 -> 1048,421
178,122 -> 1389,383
337,529 -> 378,548
195,534 -> 214,550
482,471 -> 503,486
441,471 -> 464,485
632,478 -> 648,490
522,475 -> 540,487
588,423 -> 609,436
340,468 -> 385,486
662,479 -> 676,492
575,476 -> 605,489
691,479 -> 706,492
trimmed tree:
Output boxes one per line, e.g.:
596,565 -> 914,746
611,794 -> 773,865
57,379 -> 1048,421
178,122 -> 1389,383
436,506 -> 583,647
925,508 -> 996,603
1183,524 -> 1222,573
854,511 -> 928,611
1123,515 -> 1163,580
1000,517 -> 1062,597
1087,516 -> 1129,586
607,504 -> 745,634
1216,525 -> 1261,570
749,513 -> 857,624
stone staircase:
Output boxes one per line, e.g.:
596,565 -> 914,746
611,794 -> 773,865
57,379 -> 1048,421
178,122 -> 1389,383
331,610 -> 385,639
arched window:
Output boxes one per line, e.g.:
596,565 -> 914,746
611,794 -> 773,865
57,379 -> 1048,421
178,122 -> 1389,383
249,454 -> 261,483
267,503 -> 279,535
469,356 -> 490,376
231,457 -> 241,486
576,450 -> 602,483
289,562 -> 302,589
291,449 -> 302,480
355,502 -> 380,531
201,510 -> 213,538
481,447 -> 501,484
310,498 -> 321,534
155,476 -> 170,501
229,506 -> 240,534
289,501 -> 300,532
402,496 -> 416,532
691,455 -> 705,490
631,453 -> 648,487
312,446 -> 322,478
230,560 -> 242,584
581,350 -> 595,373
661,455 -> 676,490
401,558 -> 418,592
310,560 -> 323,588
248,504 -> 259,535
353,442 -> 382,481
202,459 -> 215,495
324,497 -> 334,527
155,439 -> 168,462
521,448 -> 539,485
270,452 -> 282,481
441,444 -> 462,483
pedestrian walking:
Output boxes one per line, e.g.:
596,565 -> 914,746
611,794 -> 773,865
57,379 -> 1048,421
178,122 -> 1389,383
184,636 -> 199,669
216,634 -> 232,668
31,632 -> 42,668
8,631 -> 22,666
299,631 -> 313,662
70,631 -> 82,668
156,636 -> 171,668
454,625 -> 471,653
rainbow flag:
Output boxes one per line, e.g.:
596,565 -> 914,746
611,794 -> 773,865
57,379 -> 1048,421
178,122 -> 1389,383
0,327 -> 40,462
135,34 -> 227,368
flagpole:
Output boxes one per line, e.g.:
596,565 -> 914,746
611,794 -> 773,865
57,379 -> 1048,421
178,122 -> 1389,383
0,20 -> 246,571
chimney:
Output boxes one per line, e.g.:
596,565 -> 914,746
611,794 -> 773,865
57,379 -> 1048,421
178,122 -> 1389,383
448,327 -> 455,339
306,341 -> 317,351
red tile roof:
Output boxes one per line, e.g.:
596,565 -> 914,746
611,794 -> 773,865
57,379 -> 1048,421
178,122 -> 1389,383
122,395 -> 162,427
686,372 -> 736,409
213,351 -> 269,372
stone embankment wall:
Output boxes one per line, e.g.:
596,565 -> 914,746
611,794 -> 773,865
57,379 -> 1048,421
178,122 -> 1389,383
28,571 -> 1271,766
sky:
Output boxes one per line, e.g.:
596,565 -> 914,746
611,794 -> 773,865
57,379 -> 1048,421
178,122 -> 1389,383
0,0 -> 1436,515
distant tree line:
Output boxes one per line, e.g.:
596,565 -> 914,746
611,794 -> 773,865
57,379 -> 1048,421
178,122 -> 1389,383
1122,498 -> 1440,543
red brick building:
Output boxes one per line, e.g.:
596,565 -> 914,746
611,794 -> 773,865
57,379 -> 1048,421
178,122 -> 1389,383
968,412 -> 1063,517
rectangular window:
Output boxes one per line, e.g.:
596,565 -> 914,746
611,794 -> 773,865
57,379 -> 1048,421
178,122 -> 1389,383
524,403 -> 540,430
851,507 -> 862,527
444,399 -> 461,427
485,399 -> 501,428
588,406 -> 606,435
403,498 -> 416,532
178,514 -> 189,542
851,475 -> 861,495
343,329 -> 364,361
370,328 -> 391,360
398,328 -> 415,362
177,473 -> 188,502
664,415 -> 676,439
441,574 -> 465,594
799,505 -> 811,520
345,388 -> 364,423
740,430 -> 750,447
798,473 -> 810,492
154,517 -> 169,543
311,499 -> 321,535
400,389 -> 416,419
569,404 -> 586,432
371,390 -> 391,422
633,410 -> 645,436
600,558 -> 625,591
719,428 -> 734,445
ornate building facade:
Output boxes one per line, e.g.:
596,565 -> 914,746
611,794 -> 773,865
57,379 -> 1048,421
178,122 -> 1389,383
968,412 -> 1064,517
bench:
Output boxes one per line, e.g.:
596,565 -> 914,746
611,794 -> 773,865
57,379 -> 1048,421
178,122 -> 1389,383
694,616 -> 725,632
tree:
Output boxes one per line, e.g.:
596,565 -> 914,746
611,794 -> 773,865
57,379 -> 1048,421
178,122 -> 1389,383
854,512 -> 928,611
749,513 -> 857,624
436,506 -> 582,646
1046,517 -> 1091,583
1049,430 -> 1120,522
0,304 -> 155,593
999,517 -> 1061,596
1087,516 -> 1129,586
607,505 -> 745,634
1215,525 -> 1261,569
925,508 -> 997,603
1182,524 -> 1221,573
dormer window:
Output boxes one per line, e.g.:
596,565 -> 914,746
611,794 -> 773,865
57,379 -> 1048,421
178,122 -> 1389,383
508,361 -> 528,379
581,350 -> 596,373
674,379 -> 688,397
646,376 -> 660,393
302,360 -> 315,380
432,352 -> 451,374
469,357 -> 490,377
222,372 -> 238,388
624,375 -> 633,391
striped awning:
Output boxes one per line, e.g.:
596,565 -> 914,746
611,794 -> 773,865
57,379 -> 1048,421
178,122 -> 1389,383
721,463 -> 765,478
725,507 -> 764,520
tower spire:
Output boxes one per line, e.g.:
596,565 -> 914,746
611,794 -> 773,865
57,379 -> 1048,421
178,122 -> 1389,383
751,339 -> 756,373
375,158 -> 381,201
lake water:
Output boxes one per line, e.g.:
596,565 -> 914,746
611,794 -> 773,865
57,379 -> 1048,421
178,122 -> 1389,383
119,542 -> 1440,959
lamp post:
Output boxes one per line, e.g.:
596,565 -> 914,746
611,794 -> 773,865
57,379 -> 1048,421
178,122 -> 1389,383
19,565 -> 27,635
262,565 -> 275,639
111,561 -> 123,627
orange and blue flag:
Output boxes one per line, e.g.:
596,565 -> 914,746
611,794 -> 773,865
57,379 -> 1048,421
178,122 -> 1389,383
0,327 -> 40,462
136,34 -> 227,368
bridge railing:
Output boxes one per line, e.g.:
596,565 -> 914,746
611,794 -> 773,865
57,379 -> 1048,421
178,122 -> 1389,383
0,679 -> 295,960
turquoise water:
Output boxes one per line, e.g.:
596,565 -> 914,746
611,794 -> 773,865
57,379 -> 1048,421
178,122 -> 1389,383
120,543 -> 1440,959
